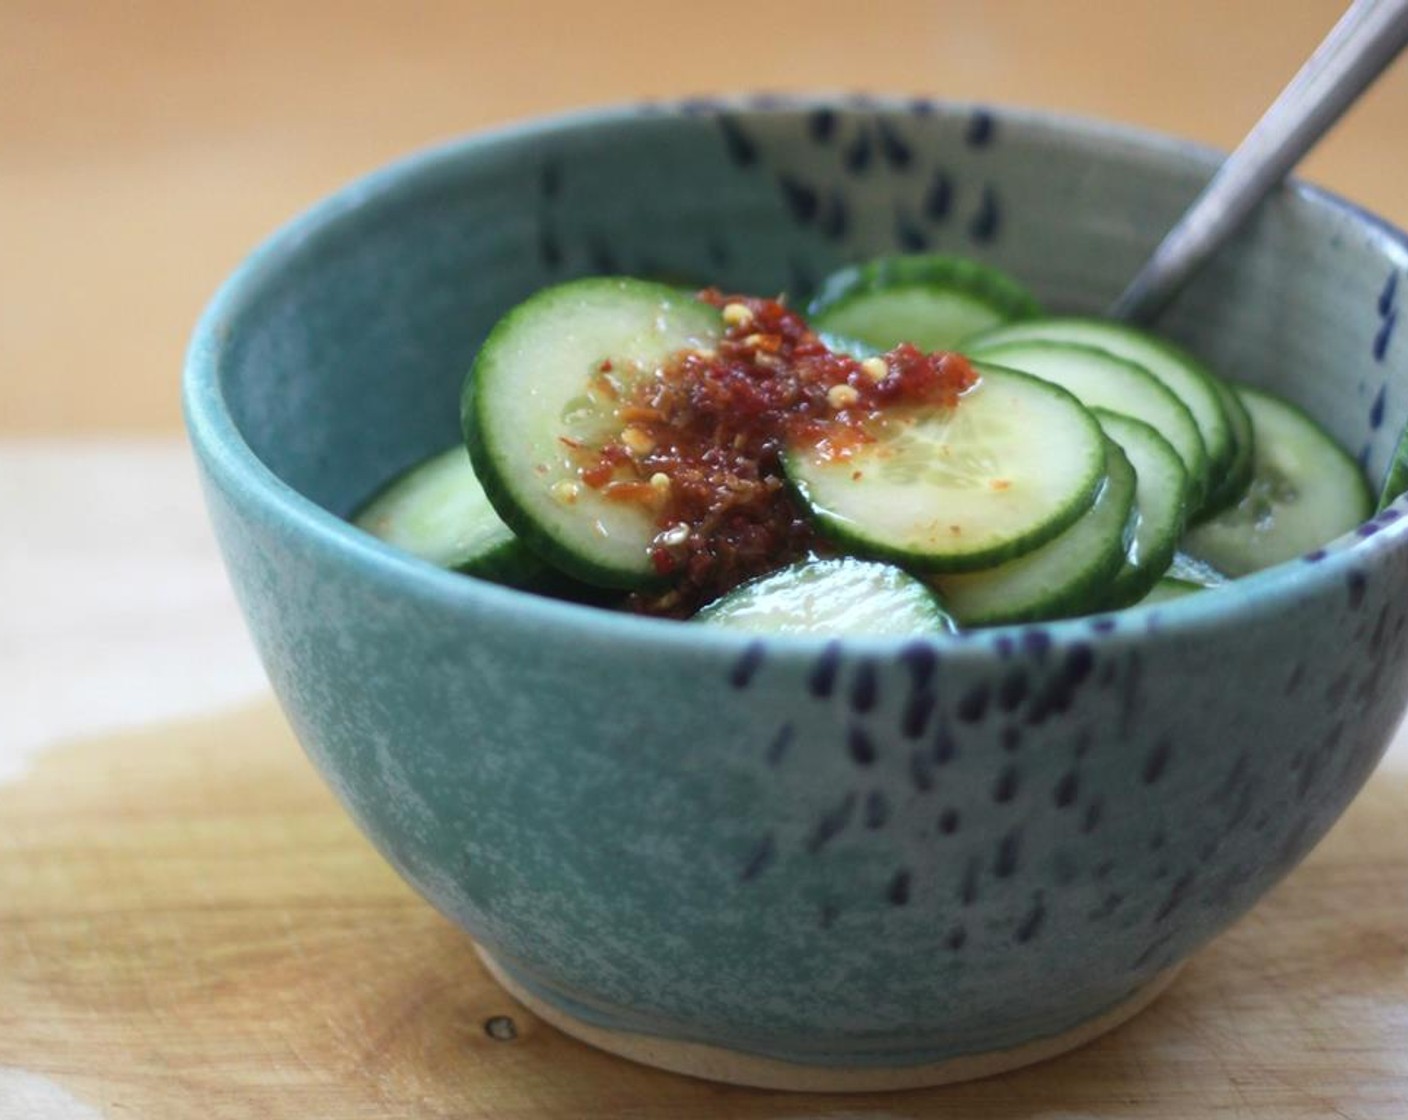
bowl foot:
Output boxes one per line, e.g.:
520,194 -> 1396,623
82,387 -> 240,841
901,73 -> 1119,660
474,945 -> 1182,1092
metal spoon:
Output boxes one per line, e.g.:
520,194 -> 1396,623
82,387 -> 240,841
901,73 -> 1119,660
1110,0 -> 1408,324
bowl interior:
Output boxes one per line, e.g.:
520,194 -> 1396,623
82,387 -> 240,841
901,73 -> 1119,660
206,99 -> 1408,530
184,99 -> 1408,1071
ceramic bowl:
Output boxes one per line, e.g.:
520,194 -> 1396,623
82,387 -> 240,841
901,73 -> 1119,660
184,97 -> 1408,1091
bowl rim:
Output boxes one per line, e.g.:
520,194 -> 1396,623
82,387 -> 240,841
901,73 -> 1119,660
183,93 -> 1408,658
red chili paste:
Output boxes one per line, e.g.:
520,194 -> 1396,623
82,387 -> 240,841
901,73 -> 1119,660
581,290 -> 978,616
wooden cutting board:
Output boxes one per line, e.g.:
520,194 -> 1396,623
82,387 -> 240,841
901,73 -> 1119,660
3,699 -> 1406,1119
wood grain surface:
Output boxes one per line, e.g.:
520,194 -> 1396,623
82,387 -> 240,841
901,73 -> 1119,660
3,701 -> 1406,1118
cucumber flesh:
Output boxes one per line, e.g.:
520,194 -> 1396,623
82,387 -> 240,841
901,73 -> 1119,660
966,317 -> 1231,516
808,254 -> 1041,353
1182,385 -> 1372,576
929,439 -> 1136,626
462,277 -> 723,590
354,444 -> 618,602
964,338 -> 1210,509
693,557 -> 955,636
1091,409 -> 1189,609
1138,577 -> 1207,605
784,361 -> 1107,572
354,445 -> 544,584
1377,420 -> 1408,513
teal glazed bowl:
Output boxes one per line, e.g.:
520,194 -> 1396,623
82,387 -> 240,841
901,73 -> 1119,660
185,98 -> 1408,1091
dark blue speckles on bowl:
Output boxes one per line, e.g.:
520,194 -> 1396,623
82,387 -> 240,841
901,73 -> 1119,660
184,97 -> 1408,1091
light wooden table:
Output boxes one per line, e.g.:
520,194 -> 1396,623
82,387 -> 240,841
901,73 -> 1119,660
3,3 -> 1407,1116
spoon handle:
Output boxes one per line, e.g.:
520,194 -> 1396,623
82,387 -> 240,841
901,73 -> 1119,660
1109,0 -> 1408,324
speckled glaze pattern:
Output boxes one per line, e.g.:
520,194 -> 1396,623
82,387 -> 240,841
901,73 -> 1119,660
185,97 -> 1408,1073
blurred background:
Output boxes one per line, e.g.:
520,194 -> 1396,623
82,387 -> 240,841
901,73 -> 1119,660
5,0 -> 1408,434
5,0 -> 1408,761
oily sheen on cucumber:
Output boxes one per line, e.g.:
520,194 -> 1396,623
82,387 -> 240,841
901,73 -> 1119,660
1182,384 -> 1372,576
784,361 -> 1107,572
1091,409 -> 1190,608
807,254 -> 1041,352
462,277 -> 722,589
1167,550 -> 1230,588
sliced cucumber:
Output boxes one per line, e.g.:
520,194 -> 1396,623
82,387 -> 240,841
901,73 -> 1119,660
963,338 -> 1210,509
462,277 -> 723,589
807,254 -> 1041,353
784,361 -> 1106,573
353,445 -> 618,603
693,556 -> 955,636
1377,421 -> 1408,513
354,444 -> 545,585
1182,385 -> 1373,576
966,318 -> 1232,516
1199,376 -> 1256,519
929,439 -> 1135,626
1091,409 -> 1190,609
1139,577 -> 1207,605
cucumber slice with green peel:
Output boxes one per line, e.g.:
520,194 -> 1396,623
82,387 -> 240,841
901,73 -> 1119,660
1376,421 -> 1408,512
1182,385 -> 1373,577
693,557 -> 955,636
966,317 -> 1232,516
1167,550 -> 1230,587
1091,409 -> 1190,609
353,443 -> 559,583
929,439 -> 1137,626
1139,577 -> 1207,605
355,443 -> 550,585
462,277 -> 723,590
1198,376 -> 1257,519
783,361 -> 1107,573
807,254 -> 1041,353
964,338 -> 1211,509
